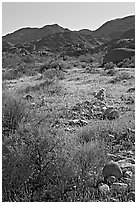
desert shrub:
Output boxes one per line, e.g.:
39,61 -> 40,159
104,62 -> 116,70
2,53 -> 21,68
117,56 -> 135,68
79,54 -> 93,63
92,52 -> 104,64
2,92 -> 26,136
72,141 -> 107,201
116,71 -> 132,81
23,55 -> 35,63
59,62 -> 71,70
77,128 -> 93,144
2,124 -> 77,202
39,62 -> 50,74
109,71 -> 133,83
2,69 -> 22,80
43,68 -> 58,80
47,79 -> 63,96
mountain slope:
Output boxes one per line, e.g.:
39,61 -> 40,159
92,15 -> 135,38
3,24 -> 69,45
2,15 -> 135,54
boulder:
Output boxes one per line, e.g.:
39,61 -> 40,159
103,107 -> 119,120
102,161 -> 123,179
103,48 -> 135,64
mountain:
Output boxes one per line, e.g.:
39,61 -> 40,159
33,31 -> 100,56
3,24 -> 69,45
3,27 -> 39,45
92,15 -> 135,39
2,15 -> 135,54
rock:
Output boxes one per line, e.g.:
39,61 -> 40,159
98,184 -> 110,195
127,191 -> 135,202
103,107 -> 119,120
103,161 -> 123,179
103,48 -> 135,64
108,134 -> 115,139
23,94 -> 33,101
127,87 -> 135,93
68,119 -> 88,126
107,176 -> 117,183
109,198 -> 119,202
111,182 -> 128,193
124,170 -> 133,178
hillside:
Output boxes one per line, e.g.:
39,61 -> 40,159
92,15 -> 135,38
3,24 -> 69,45
3,15 -> 135,51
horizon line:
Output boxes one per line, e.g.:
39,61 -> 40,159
3,14 -> 135,37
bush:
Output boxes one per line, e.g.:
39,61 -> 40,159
2,124 -> 75,201
2,69 -> 22,80
79,54 -> 93,63
104,62 -> 116,70
106,68 -> 116,76
108,71 -> 133,83
2,92 -> 26,136
23,55 -> 35,63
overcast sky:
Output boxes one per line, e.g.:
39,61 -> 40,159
2,2 -> 135,36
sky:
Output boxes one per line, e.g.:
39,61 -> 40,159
2,2 -> 135,36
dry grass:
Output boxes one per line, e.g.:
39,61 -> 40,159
2,53 -> 135,201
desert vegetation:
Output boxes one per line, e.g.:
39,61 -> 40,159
2,14 -> 135,202
2,49 -> 135,202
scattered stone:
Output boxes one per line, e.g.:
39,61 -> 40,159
23,94 -> 33,101
68,119 -> 88,126
111,182 -> 128,193
127,191 -> 135,202
124,170 -> 133,178
109,198 -> 119,202
98,184 -> 110,195
108,134 -> 115,139
118,159 -> 135,172
102,161 -> 123,179
127,87 -> 135,93
107,153 -> 117,161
